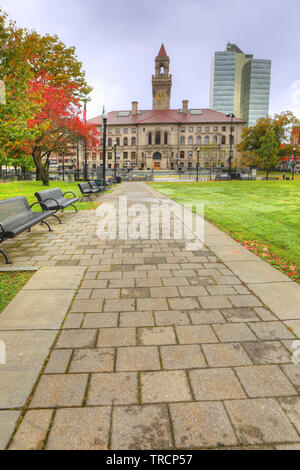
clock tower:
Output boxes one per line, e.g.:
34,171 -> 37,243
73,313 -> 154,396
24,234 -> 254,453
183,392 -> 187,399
152,44 -> 172,110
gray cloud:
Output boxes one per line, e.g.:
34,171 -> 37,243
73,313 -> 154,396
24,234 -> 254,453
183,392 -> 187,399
1,0 -> 300,119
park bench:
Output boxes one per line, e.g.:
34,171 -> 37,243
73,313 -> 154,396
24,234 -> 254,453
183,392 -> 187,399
78,182 -> 98,201
0,196 -> 54,264
35,188 -> 79,224
88,181 -> 105,193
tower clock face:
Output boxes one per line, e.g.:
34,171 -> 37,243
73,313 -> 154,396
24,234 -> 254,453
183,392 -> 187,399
156,90 -> 167,102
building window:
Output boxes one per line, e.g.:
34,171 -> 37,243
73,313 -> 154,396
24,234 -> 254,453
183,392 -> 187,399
164,132 -> 168,145
205,126 -> 210,132
131,128 -> 136,134
108,128 -> 112,134
180,136 -> 185,145
222,135 -> 226,145
188,136 -> 193,145
116,128 -> 120,134
123,152 -> 128,159
188,162 -> 192,169
155,131 -> 161,145
107,152 -> 112,160
124,128 -> 128,134
180,151 -> 185,158
189,127 -> 193,132
123,137 -> 128,146
188,151 -> 193,158
197,126 -> 202,132
116,137 -> 120,146
108,138 -> 112,146
181,127 -> 185,132
222,126 -> 226,132
213,135 -> 218,143
196,136 -> 201,145
131,137 -> 136,146
213,126 -> 218,131
205,135 -> 209,144
131,152 -> 136,160
148,133 -> 152,145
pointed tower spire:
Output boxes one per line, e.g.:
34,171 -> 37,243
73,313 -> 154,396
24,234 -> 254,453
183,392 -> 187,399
158,43 -> 167,57
152,45 -> 172,110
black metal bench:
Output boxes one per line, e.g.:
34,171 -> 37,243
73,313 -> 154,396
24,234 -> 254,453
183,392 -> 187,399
88,181 -> 103,193
0,196 -> 54,264
78,182 -> 98,201
35,188 -> 79,224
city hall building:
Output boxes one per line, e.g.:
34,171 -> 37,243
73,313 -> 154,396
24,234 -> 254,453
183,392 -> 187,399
72,45 -> 246,171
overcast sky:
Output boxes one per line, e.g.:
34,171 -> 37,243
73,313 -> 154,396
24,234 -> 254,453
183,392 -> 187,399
1,0 -> 300,119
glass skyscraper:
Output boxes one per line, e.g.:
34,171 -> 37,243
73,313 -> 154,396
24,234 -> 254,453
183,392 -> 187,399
210,43 -> 271,127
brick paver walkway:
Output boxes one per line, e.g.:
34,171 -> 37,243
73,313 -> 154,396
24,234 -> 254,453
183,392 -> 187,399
1,182 -> 300,450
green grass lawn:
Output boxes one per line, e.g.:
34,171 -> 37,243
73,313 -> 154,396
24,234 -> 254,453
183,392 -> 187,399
0,181 -> 103,211
150,180 -> 300,282
0,271 -> 33,313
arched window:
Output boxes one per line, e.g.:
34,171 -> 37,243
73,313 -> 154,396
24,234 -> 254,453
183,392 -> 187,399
164,132 -> 168,145
213,135 -> 218,143
108,138 -> 112,146
155,131 -> 161,145
180,136 -> 185,145
205,135 -> 209,144
116,138 -> 120,146
160,65 -> 165,74
188,136 -> 193,145
124,137 -> 128,146
197,136 -> 201,145
222,135 -> 226,145
131,137 -> 136,146
148,133 -> 152,145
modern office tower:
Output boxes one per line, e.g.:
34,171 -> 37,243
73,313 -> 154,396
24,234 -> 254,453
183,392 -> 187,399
210,43 -> 271,127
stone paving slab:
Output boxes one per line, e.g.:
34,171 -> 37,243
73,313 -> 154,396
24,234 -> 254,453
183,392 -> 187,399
249,282 -> 300,320
225,260 -> 291,284
0,289 -> 75,330
23,266 -> 85,290
0,330 -> 57,408
0,411 -> 20,450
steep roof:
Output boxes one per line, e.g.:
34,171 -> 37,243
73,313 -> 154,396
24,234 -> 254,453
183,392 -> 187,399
158,44 -> 167,57
88,109 -> 245,127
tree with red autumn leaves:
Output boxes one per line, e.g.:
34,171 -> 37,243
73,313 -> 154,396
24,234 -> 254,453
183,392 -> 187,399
0,9 -> 99,185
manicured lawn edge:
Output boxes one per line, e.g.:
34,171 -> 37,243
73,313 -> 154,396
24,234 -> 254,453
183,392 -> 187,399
0,271 -> 34,314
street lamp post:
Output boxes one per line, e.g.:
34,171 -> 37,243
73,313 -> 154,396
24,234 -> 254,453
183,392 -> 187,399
226,113 -> 235,178
114,140 -> 117,180
217,133 -> 223,167
196,148 -> 200,182
292,147 -> 296,180
102,109 -> 108,187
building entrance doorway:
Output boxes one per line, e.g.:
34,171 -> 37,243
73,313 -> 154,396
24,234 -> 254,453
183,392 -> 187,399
153,152 -> 162,170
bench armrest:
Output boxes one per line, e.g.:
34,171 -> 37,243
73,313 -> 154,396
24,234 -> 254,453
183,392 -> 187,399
30,201 -> 48,211
63,191 -> 76,198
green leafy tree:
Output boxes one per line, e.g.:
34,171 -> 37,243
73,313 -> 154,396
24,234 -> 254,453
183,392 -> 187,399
0,9 -> 95,185
238,111 -> 300,170
256,130 -> 280,179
